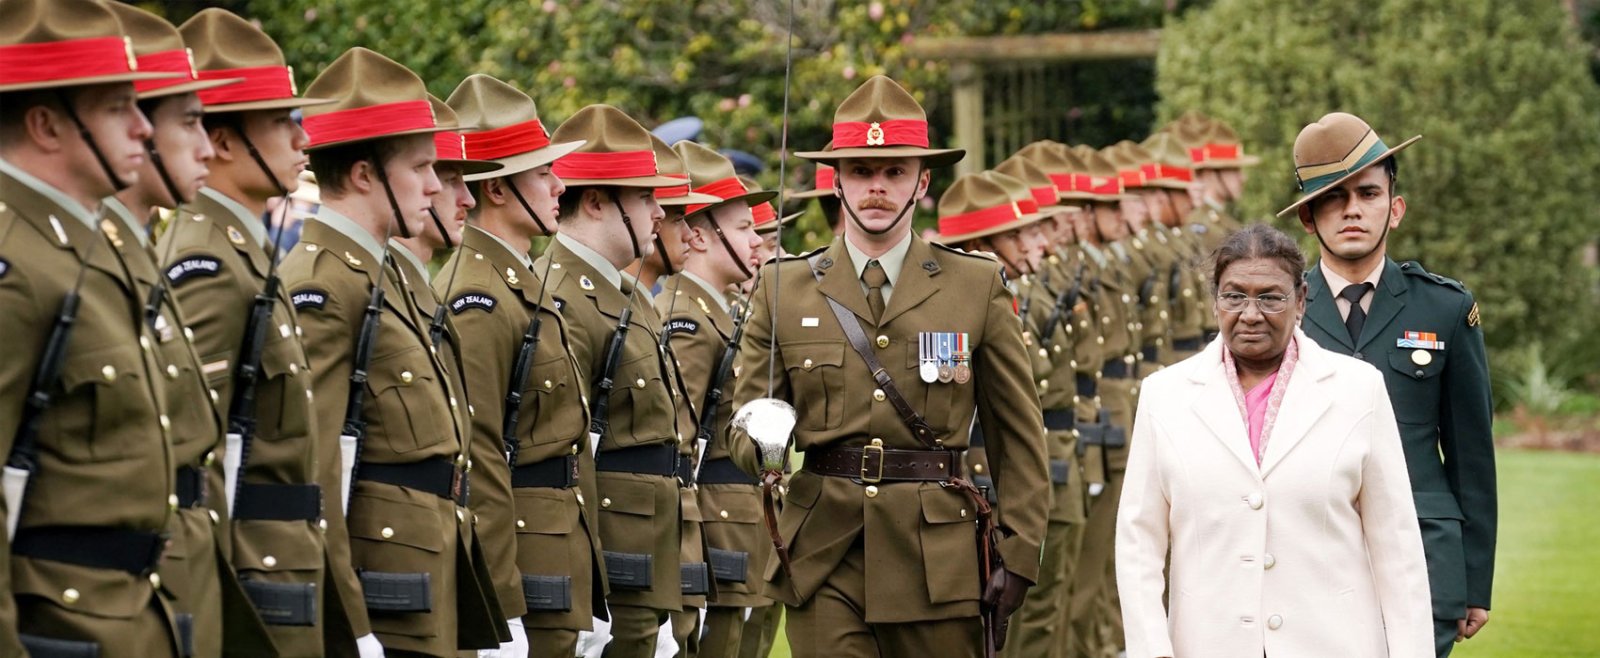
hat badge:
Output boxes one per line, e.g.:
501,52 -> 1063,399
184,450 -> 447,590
866,122 -> 886,147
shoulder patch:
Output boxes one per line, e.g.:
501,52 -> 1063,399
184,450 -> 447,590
1399,261 -> 1469,293
1467,302 -> 1480,327
930,241 -> 999,262
666,318 -> 700,336
450,293 -> 497,315
165,255 -> 223,285
291,288 -> 328,311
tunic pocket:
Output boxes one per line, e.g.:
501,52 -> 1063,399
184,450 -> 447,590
781,342 -> 845,431
918,486 -> 981,604
367,347 -> 446,455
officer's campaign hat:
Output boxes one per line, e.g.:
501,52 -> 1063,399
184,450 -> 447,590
548,104 -> 682,188
447,74 -> 586,182
796,76 -> 963,168
179,8 -> 332,113
1278,112 -> 1419,217
0,0 -> 182,93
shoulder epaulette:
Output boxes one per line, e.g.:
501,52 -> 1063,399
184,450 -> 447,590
1398,261 -> 1469,294
929,241 -> 999,263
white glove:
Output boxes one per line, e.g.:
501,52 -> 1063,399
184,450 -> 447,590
576,615 -> 612,658
652,619 -> 678,658
339,434 -> 360,513
355,633 -> 386,658
501,616 -> 528,657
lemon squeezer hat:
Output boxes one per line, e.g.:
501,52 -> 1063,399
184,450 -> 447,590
796,75 -> 963,168
446,74 -> 586,183
300,47 -> 458,151
674,141 -> 778,219
1016,141 -> 1122,202
102,2 -> 240,101
1137,133 -> 1198,189
649,135 -> 721,208
994,154 -> 1074,214
427,94 -> 502,178
548,104 -> 681,188
179,8 -> 331,113
1277,111 -> 1419,217
0,0 -> 184,93
934,171 -> 1040,244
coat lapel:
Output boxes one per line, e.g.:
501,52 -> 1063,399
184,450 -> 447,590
816,238 -> 874,324
1355,259 -> 1407,352
1302,265 -> 1352,351
1186,345 -> 1261,478
877,236 -> 941,328
1258,332 -> 1335,478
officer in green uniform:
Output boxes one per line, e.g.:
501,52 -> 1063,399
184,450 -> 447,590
536,104 -> 684,658
1283,112 -> 1496,658
281,47 -> 498,657
727,75 -> 1050,658
438,73 -> 609,658
0,0 -> 183,654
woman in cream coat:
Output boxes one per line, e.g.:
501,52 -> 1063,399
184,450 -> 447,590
1116,225 -> 1432,658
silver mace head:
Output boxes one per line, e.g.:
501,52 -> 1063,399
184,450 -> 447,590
733,398 -> 796,472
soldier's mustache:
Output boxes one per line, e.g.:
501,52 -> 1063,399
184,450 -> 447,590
858,196 -> 898,211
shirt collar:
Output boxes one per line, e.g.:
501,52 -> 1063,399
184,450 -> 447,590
198,187 -> 267,247
1318,258 -> 1382,295
388,240 -> 431,285
314,204 -> 386,264
101,198 -> 149,247
0,155 -> 98,230
476,225 -> 533,269
682,270 -> 731,314
844,231 -> 912,285
556,232 -> 622,290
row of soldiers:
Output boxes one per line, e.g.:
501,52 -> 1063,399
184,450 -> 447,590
0,0 -> 798,656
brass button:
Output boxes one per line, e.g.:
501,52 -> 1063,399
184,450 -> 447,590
719,510 -> 729,520
1040,379 -> 1049,391
288,363 -> 299,375
516,519 -> 526,529
150,572 -> 161,588
165,364 -> 179,379
960,509 -> 967,518
802,358 -> 814,369
1097,336 -> 1105,345
184,327 -> 195,341
973,463 -> 985,474
457,509 -> 466,522
62,588 -> 80,604
262,555 -> 277,568
168,494 -> 179,509
875,335 -> 889,349
1053,344 -> 1063,354
139,336 -> 151,351
870,437 -> 883,446
635,378 -> 646,389
101,365 -> 117,381
159,415 -> 171,431
380,527 -> 395,539
544,380 -> 554,390
571,444 -> 580,455
295,326 -> 304,338
865,485 -> 879,498
209,509 -> 220,523
601,498 -> 612,508
449,396 -> 458,408
872,389 -> 885,402
209,389 -> 219,403
576,493 -> 585,505
319,519 -> 328,531
204,451 -> 216,466
1038,348 -> 1048,358
400,371 -> 414,384
279,324 -> 291,338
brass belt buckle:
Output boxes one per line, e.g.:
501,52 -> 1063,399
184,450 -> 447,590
860,440 -> 885,484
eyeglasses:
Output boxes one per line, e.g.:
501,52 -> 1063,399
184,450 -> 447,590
1216,292 -> 1292,314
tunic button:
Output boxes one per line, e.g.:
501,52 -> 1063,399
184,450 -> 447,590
204,451 -> 215,466
457,509 -> 466,522
1246,493 -> 1263,510
864,486 -> 879,498
602,498 -> 612,508
1039,379 -> 1049,391
1053,345 -> 1063,354
184,327 -> 195,341
139,336 -> 151,351
209,389 -> 219,403
872,389 -> 885,402
160,415 -> 171,431
289,363 -> 299,375
1096,336 -> 1105,345
1038,348 -> 1048,358
101,365 -> 117,381
972,463 -> 985,474
1267,615 -> 1283,630
802,358 -> 814,369
62,588 -> 80,604
450,397 -> 458,408
400,371 -> 414,384
279,324 -> 291,339
168,494 -> 179,509
516,519 -> 526,529
150,573 -> 161,588
381,527 -> 395,539
576,493 -> 585,505
959,509 -> 967,518
544,380 -> 554,390
262,556 -> 277,568
1263,553 -> 1277,569
633,378 -> 646,389
166,364 -> 179,379
209,509 -> 220,523
319,519 -> 328,531
875,335 -> 889,349
719,510 -> 729,520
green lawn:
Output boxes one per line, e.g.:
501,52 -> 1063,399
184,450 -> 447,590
763,448 -> 1600,658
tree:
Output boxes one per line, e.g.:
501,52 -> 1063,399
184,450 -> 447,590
1157,0 -> 1600,362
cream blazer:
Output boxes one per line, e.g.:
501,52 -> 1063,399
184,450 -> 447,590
1116,330 -> 1432,658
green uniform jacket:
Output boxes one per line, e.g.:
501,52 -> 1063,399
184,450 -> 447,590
537,238 -> 683,612
728,235 -> 1050,624
1303,258 -> 1496,619
435,225 -> 607,630
0,171 -> 176,656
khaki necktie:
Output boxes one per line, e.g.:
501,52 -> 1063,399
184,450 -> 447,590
863,259 -> 888,322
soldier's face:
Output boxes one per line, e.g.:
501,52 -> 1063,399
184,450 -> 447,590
1219,168 -> 1245,200
1091,202 -> 1125,241
1169,189 -> 1194,222
1299,165 -> 1405,262
1018,223 -> 1048,272
377,134 -> 442,238
427,163 -> 472,248
224,109 -> 310,198
67,83 -> 152,193
705,203 -> 760,282
1198,170 -> 1227,203
1216,257 -> 1305,363
1137,190 -> 1171,226
655,208 -> 690,273
756,231 -> 781,264
836,157 -> 930,234
511,164 -> 564,234
139,93 -> 214,206
609,187 -> 664,259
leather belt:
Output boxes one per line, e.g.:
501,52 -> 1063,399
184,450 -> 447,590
803,445 -> 959,484
596,443 -> 679,478
1074,373 -> 1096,398
12,526 -> 165,575
1141,346 -> 1160,362
697,458 -> 757,486
175,465 -> 208,509
1042,408 -> 1075,431
1102,360 -> 1130,379
1173,337 -> 1204,352
234,483 -> 323,522
359,458 -> 465,503
511,454 -> 580,489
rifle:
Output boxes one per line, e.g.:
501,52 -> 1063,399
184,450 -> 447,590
501,253 -> 559,468
693,300 -> 750,481
587,306 -> 632,461
1037,259 -> 1086,353
224,208 -> 287,513
338,269 -> 386,514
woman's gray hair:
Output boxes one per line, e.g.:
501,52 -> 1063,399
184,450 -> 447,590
1210,223 -> 1307,291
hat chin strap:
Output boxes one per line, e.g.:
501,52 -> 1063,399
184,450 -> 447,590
367,147 -> 412,240
705,213 -> 754,280
653,233 -> 676,276
506,176 -> 553,236
143,137 -> 187,211
607,189 -> 644,263
55,90 -> 128,193
837,162 -> 924,237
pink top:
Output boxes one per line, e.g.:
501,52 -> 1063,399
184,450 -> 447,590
1222,337 -> 1300,466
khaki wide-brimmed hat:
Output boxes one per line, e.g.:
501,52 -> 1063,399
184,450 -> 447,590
742,176 -> 798,233
1104,141 -> 1186,191
650,134 -> 721,208
1277,112 -> 1420,217
1016,141 -> 1121,203
788,141 -> 837,200
0,0 -> 183,93
994,154 -> 1074,214
549,104 -> 680,188
934,172 -> 1037,244
796,75 -> 963,168
301,47 -> 456,151
675,141 -> 778,219
180,8 -> 331,113
1171,117 -> 1262,169
447,74 -> 586,182
427,95 -> 501,177
104,2 -> 239,100
1137,133 -> 1197,189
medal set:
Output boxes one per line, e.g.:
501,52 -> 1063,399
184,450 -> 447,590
919,332 -> 971,384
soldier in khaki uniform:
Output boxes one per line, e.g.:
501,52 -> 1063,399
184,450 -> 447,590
159,10 -> 368,656
660,142 -> 775,658
437,73 -> 609,658
0,0 -> 183,654
1104,142 -> 1180,376
727,76 -> 1049,658
1134,133 -> 1209,363
536,104 -> 684,658
281,48 -> 498,657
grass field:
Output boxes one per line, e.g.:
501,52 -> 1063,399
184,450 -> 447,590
762,448 -> 1600,658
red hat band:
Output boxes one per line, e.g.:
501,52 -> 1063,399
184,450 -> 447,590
197,65 -> 296,106
939,202 -> 1021,237
134,49 -> 197,93
303,99 -> 436,148
434,131 -> 466,161
814,165 -> 835,191
657,174 -> 691,200
551,149 -> 657,180
463,118 -> 550,161
1140,162 -> 1193,183
833,119 -> 929,149
753,202 -> 777,225
1029,185 -> 1055,208
684,177 -> 748,215
1189,143 -> 1241,164
0,36 -> 136,87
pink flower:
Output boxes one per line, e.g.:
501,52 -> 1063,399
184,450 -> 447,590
563,76 -> 576,88
547,61 -> 562,73
542,0 -> 557,13
868,2 -> 885,20
304,8 -> 316,21
842,65 -> 856,80
718,98 -> 737,112
738,94 -> 752,108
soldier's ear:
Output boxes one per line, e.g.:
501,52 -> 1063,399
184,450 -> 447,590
1296,205 -> 1315,234
1389,195 -> 1406,229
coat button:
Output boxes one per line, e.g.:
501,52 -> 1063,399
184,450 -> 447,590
516,519 -> 526,529
602,498 -> 612,508
139,336 -> 151,351
63,588 -> 80,604
159,415 -> 171,432
289,363 -> 299,375
635,378 -> 646,389
1039,379 -> 1049,391
209,509 -> 220,523
1246,493 -> 1263,510
262,556 -> 277,568
381,527 -> 394,539
400,371 -> 414,384
973,463 -> 985,474
150,573 -> 162,588
210,389 -> 219,403
1267,614 -> 1283,630
865,485 -> 879,498
101,365 -> 117,381
204,451 -> 216,466
166,364 -> 179,379
1263,553 -> 1276,569
875,335 -> 889,349
168,494 -> 179,509
719,510 -> 729,519
1053,344 -> 1063,354
872,389 -> 885,402
803,358 -> 814,369
1038,348 -> 1048,358
457,509 -> 466,522
544,380 -> 554,390
959,509 -> 967,518
576,493 -> 585,505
